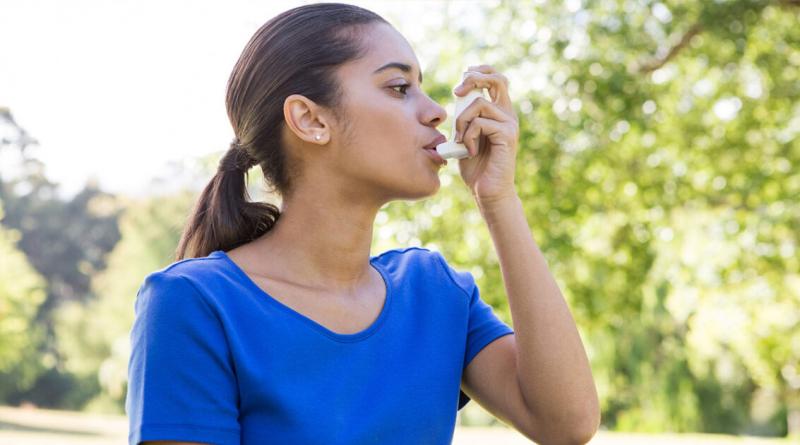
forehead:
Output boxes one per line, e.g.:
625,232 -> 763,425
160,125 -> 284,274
355,23 -> 421,78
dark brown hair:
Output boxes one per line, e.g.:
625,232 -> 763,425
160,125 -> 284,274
175,3 -> 388,260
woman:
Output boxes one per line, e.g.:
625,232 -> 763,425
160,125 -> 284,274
125,3 -> 599,445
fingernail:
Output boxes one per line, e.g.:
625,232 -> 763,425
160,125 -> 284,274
455,131 -> 462,143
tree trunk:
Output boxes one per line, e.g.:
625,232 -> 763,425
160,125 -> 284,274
788,389 -> 800,438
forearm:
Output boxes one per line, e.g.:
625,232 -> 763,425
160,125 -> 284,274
478,193 -> 600,440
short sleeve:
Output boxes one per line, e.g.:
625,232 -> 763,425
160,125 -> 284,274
434,252 -> 515,411
125,271 -> 241,445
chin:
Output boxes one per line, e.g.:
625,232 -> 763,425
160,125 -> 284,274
381,154 -> 443,200
414,172 -> 442,200
392,175 -> 439,201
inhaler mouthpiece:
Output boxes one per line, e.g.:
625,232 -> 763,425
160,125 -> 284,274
435,88 -> 486,160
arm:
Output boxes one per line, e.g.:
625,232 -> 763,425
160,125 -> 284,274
452,64 -> 600,444
478,194 -> 600,444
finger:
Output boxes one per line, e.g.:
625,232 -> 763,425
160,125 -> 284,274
466,64 -> 498,74
454,71 -> 508,98
454,96 -> 509,143
454,71 -> 512,113
461,116 -> 507,158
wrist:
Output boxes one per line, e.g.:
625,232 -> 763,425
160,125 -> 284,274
476,192 -> 521,217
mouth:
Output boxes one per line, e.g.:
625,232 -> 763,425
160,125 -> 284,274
423,134 -> 447,151
422,134 -> 448,165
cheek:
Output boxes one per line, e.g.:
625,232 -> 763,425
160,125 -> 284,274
348,104 -> 416,160
381,117 -> 420,164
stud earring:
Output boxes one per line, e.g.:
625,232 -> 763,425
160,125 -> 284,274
315,134 -> 321,141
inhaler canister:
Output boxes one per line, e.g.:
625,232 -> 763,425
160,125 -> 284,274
435,88 -> 486,160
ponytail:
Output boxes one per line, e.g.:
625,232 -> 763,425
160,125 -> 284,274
174,140 -> 280,260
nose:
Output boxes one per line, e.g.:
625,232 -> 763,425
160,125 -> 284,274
421,94 -> 447,127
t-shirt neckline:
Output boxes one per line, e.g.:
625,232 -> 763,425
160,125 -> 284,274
211,250 -> 393,343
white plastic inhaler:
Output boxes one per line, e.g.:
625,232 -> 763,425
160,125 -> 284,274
435,77 -> 488,160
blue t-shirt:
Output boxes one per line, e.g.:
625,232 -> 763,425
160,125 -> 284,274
126,246 -> 514,445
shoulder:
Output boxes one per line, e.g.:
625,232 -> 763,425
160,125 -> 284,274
153,251 -> 228,281
372,245 -> 439,261
136,252 -> 229,308
371,246 -> 475,298
371,245 -> 443,272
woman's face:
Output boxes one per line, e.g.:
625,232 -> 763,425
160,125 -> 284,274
327,22 -> 448,203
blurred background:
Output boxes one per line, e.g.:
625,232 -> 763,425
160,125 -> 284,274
0,0 -> 798,443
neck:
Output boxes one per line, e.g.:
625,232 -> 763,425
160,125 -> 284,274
249,186 -> 382,294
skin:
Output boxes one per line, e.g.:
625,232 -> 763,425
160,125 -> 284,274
144,20 -> 600,445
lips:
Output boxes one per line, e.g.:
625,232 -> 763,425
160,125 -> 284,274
423,134 -> 447,150
421,133 -> 448,166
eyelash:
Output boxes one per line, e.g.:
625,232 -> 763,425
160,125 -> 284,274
390,84 -> 411,95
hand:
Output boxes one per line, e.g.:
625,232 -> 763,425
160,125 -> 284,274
452,64 -> 520,205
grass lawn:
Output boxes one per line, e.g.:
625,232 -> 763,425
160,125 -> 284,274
0,405 -> 793,444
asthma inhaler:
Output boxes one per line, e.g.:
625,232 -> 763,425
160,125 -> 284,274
435,84 -> 487,160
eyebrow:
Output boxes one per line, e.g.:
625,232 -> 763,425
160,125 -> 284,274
373,62 -> 423,84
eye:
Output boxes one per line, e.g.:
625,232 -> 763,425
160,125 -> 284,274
389,84 -> 411,95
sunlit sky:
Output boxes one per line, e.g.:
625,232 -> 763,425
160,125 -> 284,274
1,0 -> 488,199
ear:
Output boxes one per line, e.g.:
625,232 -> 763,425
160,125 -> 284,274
283,94 -> 331,145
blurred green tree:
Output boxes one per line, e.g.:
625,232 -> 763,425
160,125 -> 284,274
0,107 -> 123,408
0,198 -> 47,401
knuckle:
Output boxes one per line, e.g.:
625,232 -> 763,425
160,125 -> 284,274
490,72 -> 508,85
509,123 -> 519,139
463,120 -> 475,140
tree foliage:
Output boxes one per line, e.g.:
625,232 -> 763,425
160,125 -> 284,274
0,198 -> 47,401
